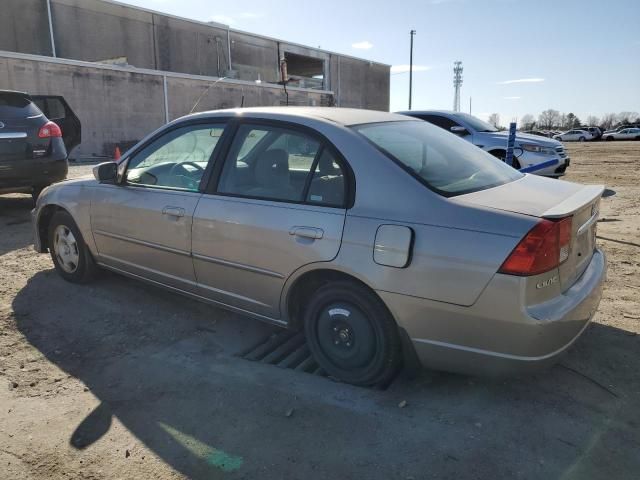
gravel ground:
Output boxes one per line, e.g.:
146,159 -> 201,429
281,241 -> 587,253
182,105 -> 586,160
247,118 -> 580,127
1,143 -> 639,479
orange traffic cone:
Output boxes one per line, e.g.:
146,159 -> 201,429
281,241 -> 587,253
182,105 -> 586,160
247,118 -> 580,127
114,146 -> 121,162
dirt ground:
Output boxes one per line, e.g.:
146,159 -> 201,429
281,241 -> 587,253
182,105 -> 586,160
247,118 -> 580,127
1,142 -> 639,480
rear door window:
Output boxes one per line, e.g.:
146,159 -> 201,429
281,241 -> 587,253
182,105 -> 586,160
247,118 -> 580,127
217,124 -> 320,202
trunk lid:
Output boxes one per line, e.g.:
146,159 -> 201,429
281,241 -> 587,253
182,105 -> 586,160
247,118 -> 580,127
453,174 -> 604,291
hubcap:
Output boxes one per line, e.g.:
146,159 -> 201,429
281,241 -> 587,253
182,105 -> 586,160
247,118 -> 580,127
316,303 -> 376,369
53,225 -> 79,273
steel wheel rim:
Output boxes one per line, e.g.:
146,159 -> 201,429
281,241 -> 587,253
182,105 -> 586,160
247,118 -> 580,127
53,225 -> 80,273
315,302 -> 377,370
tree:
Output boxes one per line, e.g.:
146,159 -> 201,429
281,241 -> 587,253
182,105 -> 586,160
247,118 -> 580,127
488,113 -> 501,128
617,111 -> 639,125
538,109 -> 560,129
566,113 -> 576,128
520,114 -> 535,130
601,113 -> 616,129
585,115 -> 599,126
559,113 -> 568,129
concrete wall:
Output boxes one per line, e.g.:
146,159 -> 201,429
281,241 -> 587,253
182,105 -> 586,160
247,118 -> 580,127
0,0 -> 389,110
0,55 -> 165,157
0,53 -> 332,158
51,0 -> 156,68
0,0 -> 53,56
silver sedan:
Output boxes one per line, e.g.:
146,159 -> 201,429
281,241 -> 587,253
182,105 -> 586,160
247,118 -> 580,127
32,108 -> 606,386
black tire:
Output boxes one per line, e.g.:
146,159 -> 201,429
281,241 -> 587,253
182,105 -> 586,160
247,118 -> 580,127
605,136 -> 614,141
489,150 -> 520,169
578,136 -> 585,142
489,150 -> 506,161
303,281 -> 402,386
48,211 -> 98,283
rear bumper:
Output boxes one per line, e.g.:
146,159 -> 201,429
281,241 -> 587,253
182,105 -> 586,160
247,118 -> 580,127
380,249 -> 606,376
0,156 -> 68,194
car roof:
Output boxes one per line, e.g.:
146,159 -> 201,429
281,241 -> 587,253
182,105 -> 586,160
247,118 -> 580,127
396,109 -> 459,116
184,107 -> 414,127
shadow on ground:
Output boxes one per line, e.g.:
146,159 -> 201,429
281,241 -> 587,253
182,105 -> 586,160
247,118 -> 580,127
12,269 -> 640,479
0,195 -> 34,256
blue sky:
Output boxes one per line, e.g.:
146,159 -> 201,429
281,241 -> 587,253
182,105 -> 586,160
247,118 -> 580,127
126,0 -> 638,124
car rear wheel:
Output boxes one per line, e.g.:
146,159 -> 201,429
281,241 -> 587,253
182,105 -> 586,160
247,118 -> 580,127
303,281 -> 401,386
48,211 -> 98,283
606,136 -> 614,141
578,136 -> 585,142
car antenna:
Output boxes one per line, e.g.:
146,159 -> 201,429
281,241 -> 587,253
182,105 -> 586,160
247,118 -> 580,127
189,77 -> 227,114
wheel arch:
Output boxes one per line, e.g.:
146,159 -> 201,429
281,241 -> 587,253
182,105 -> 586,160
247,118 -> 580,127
36,204 -> 70,252
282,265 -> 421,372
282,266 -> 388,329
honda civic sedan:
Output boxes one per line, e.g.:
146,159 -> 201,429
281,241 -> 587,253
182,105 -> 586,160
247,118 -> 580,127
32,108 -> 606,386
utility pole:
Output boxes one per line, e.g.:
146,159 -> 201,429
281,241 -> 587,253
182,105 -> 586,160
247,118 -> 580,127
409,29 -> 416,110
469,97 -> 472,114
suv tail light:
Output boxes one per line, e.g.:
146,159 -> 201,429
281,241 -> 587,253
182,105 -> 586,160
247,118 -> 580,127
38,121 -> 62,138
499,217 -> 573,276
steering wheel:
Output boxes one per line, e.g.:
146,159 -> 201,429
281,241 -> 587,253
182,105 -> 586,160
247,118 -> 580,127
169,161 -> 205,189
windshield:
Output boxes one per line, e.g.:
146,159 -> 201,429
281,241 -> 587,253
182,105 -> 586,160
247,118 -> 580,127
453,112 -> 498,132
354,120 -> 522,196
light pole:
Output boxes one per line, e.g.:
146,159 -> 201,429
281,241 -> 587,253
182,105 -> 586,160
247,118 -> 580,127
409,30 -> 416,110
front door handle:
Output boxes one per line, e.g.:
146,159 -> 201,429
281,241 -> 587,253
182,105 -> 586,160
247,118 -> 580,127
289,226 -> 324,240
162,206 -> 185,218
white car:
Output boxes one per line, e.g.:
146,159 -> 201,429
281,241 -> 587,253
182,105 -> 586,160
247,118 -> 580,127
553,129 -> 594,142
603,127 -> 640,141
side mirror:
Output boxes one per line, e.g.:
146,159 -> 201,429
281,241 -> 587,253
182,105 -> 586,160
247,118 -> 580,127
450,126 -> 468,135
93,162 -> 117,183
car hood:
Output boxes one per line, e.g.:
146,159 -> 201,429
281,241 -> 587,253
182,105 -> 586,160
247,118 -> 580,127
451,174 -> 604,218
478,131 -> 561,147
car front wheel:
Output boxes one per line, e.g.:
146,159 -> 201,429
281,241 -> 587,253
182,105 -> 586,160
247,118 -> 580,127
304,281 -> 402,386
48,211 -> 98,283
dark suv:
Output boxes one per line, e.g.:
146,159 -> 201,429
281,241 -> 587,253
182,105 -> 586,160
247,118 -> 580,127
0,90 -> 80,202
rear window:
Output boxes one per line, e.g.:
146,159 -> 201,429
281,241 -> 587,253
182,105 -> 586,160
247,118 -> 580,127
0,93 -> 42,119
354,120 -> 523,197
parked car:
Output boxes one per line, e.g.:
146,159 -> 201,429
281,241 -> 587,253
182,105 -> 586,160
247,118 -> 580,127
603,127 -> 640,141
581,126 -> 602,140
32,108 -> 606,386
522,130 -> 552,138
553,129 -> 594,142
0,90 -> 80,202
602,125 -> 636,135
398,111 -> 570,177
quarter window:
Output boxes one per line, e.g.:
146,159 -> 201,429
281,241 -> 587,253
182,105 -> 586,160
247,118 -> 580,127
125,124 -> 224,191
218,124 -> 346,204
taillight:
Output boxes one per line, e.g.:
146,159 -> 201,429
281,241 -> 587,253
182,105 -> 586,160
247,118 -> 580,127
38,121 -> 62,138
499,217 -> 573,276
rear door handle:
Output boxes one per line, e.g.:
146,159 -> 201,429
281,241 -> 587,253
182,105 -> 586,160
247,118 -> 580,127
162,206 -> 185,218
289,226 -> 324,240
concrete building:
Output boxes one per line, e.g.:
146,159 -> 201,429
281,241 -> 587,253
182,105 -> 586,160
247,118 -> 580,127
0,0 -> 390,157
